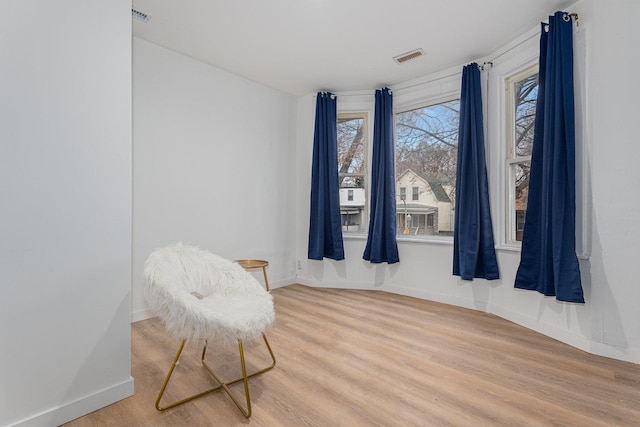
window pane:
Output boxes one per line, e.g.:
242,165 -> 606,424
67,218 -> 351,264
514,74 -> 538,158
512,161 -> 530,242
396,99 -> 459,236
337,117 -> 365,179
338,115 -> 366,232
507,67 -> 537,244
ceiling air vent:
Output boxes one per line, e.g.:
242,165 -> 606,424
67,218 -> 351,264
132,9 -> 151,23
393,48 -> 424,64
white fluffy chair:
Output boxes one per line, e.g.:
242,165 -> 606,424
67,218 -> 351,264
144,243 -> 276,418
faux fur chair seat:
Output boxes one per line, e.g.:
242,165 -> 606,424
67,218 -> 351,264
144,243 -> 275,344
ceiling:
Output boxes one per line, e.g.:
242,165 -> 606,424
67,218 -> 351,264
131,0 -> 573,96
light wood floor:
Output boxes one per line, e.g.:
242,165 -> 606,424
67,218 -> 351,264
65,284 -> 639,426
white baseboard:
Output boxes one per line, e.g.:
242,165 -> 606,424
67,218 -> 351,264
488,303 -> 640,364
131,307 -> 155,323
12,377 -> 134,427
589,340 -> 640,364
384,284 -> 490,312
295,277 -> 377,290
267,276 -> 297,290
488,303 -> 592,352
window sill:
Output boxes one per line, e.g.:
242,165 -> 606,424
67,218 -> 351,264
496,243 -> 590,261
397,235 -> 453,245
342,235 -> 589,260
496,244 -> 522,253
342,232 -> 368,240
343,232 -> 453,246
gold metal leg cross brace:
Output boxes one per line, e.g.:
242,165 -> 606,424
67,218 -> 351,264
154,333 -> 276,418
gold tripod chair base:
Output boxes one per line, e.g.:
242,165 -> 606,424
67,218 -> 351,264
155,333 -> 276,418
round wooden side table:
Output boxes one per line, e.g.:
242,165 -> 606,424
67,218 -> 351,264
234,259 -> 270,291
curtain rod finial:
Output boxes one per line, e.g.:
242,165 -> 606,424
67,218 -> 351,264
480,62 -> 493,71
564,12 -> 579,26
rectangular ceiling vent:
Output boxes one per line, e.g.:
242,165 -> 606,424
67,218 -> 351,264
132,9 -> 151,23
393,48 -> 424,64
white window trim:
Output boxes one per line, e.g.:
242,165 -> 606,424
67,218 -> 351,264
336,95 -> 373,235
338,111 -> 368,234
504,64 -> 537,246
394,97 -> 461,241
412,186 -> 419,201
337,112 -> 368,192
393,77 -> 461,244
491,57 -> 538,252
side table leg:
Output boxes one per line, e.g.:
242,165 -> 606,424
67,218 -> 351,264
262,266 -> 270,291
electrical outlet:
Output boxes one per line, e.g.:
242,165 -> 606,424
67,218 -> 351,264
297,260 -> 302,270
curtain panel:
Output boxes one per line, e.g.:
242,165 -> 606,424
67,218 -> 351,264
514,12 -> 584,303
308,92 -> 345,261
453,63 -> 500,280
363,88 -> 399,264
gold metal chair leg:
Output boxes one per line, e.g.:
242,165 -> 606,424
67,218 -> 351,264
201,333 -> 276,418
155,334 -> 276,416
202,339 -> 252,417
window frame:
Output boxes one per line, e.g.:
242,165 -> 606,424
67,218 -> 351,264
394,93 -> 461,242
337,111 -> 369,235
505,65 -> 538,245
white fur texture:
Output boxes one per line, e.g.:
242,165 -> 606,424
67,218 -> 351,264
144,243 -> 275,344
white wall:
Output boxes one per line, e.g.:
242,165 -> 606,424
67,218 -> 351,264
294,0 -> 640,364
132,38 -> 298,320
580,0 -> 640,360
0,2 -> 133,426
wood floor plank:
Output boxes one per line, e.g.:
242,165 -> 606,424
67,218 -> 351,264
64,284 -> 639,426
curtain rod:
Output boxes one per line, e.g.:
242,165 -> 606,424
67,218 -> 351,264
486,12 -> 579,66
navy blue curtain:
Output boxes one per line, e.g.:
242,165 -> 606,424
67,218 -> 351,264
363,88 -> 399,264
453,63 -> 500,280
308,92 -> 345,260
514,12 -> 584,303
